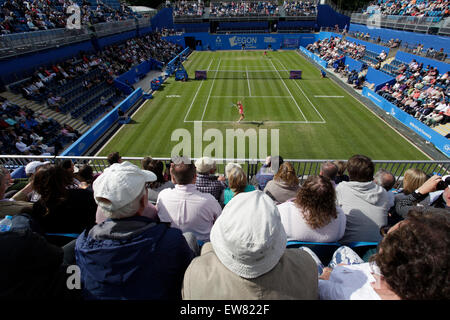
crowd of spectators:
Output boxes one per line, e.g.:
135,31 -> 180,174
306,36 -> 384,71
209,1 -> 279,17
173,1 -> 204,17
406,44 -> 448,61
377,58 -> 450,127
0,95 -> 80,156
0,152 -> 449,300
171,0 -> 318,17
363,0 -> 450,17
283,0 -> 317,16
348,31 -> 448,62
0,0 -> 135,35
15,32 -> 182,122
1,32 -> 182,150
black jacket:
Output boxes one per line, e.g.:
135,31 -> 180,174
0,215 -> 81,299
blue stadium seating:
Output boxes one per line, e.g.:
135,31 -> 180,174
286,241 -> 342,266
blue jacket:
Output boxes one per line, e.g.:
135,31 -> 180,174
75,216 -> 194,300
255,165 -> 275,190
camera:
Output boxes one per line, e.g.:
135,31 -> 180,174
436,175 -> 450,191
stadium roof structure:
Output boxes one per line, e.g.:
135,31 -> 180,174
130,6 -> 157,14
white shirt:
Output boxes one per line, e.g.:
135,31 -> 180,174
156,184 -> 222,241
319,263 -> 381,300
15,141 -> 29,152
277,201 -> 346,242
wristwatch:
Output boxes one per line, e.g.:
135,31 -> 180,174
413,189 -> 426,200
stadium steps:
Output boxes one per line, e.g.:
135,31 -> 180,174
1,91 -> 90,135
387,47 -> 399,60
381,57 -> 395,69
433,123 -> 450,137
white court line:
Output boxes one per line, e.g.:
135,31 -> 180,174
210,96 -> 292,98
183,59 -> 214,122
246,66 -> 251,97
268,59 -> 308,122
275,58 -> 326,123
200,58 -> 222,121
314,95 -> 344,98
184,120 -> 326,124
219,65 -> 273,68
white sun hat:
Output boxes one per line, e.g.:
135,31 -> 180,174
210,190 -> 287,279
93,161 -> 157,217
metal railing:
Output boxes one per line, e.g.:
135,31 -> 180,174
0,27 -> 91,59
0,17 -> 152,59
350,13 -> 445,34
1,155 -> 449,186
92,19 -> 139,37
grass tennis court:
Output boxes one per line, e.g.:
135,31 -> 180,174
98,50 -> 429,160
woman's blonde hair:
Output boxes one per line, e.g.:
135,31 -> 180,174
402,168 -> 427,195
274,162 -> 299,186
228,166 -> 247,195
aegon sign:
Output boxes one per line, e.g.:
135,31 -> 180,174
229,36 -> 257,47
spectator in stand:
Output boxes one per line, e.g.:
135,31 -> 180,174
95,161 -> 159,225
277,175 -> 346,243
373,168 -> 396,214
107,151 -> 122,166
75,161 -> 195,300
319,161 -> 338,186
75,164 -> 95,191
283,0 -> 317,16
142,157 -> 174,204
377,50 -> 387,61
182,190 -> 318,300
313,208 -> 450,300
386,168 -> 428,225
0,213 -> 82,299
46,93 -> 64,111
365,0 -> 450,18
157,156 -> 222,242
209,1 -> 280,17
376,57 -> 447,130
30,164 -> 97,239
194,156 -> 226,202
0,0 -> 136,34
333,160 -> 349,185
10,160 -> 51,203
395,174 -> 450,218
224,162 -> 242,182
397,168 -> 427,195
173,1 -> 204,17
0,166 -> 33,217
14,136 -> 31,154
59,159 -> 81,189
336,155 -> 393,245
253,155 -> 284,190
373,168 -> 396,192
264,162 -> 300,204
223,166 -> 255,206
425,111 -> 445,127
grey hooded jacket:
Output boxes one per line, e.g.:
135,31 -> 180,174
336,181 -> 394,244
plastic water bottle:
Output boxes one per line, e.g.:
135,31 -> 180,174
0,215 -> 13,232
